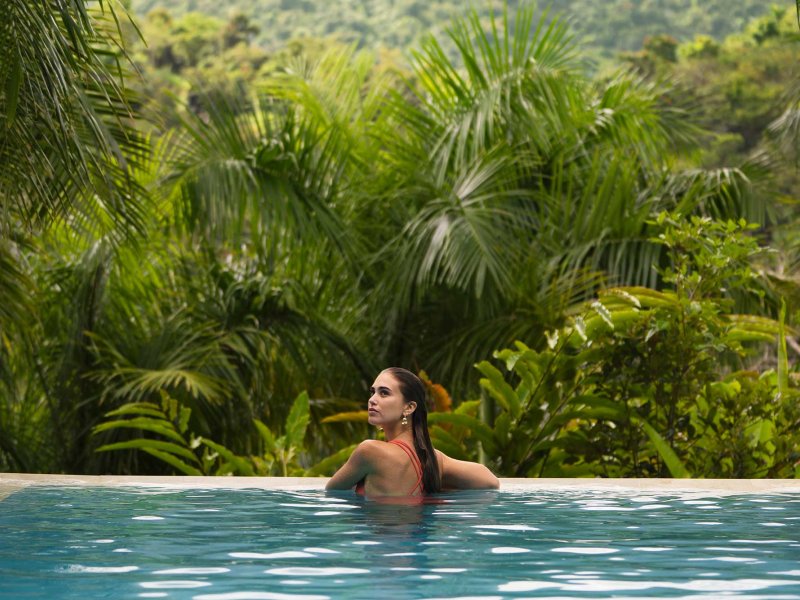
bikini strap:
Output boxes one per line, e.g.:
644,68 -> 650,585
389,439 -> 424,495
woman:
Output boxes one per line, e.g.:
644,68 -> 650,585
326,368 -> 499,497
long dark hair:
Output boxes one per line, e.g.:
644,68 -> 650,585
384,367 -> 441,494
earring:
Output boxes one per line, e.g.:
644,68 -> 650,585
401,414 -> 408,426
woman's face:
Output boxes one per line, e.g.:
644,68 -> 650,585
367,371 -> 414,427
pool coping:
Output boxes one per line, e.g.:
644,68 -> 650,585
2,473 -> 799,500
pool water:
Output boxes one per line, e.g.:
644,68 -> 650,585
1,486 -> 799,599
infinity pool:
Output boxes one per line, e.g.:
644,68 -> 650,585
2,483 -> 800,599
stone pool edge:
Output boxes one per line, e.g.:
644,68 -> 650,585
2,473 -> 799,501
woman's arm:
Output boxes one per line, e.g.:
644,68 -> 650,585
437,451 -> 499,490
325,441 -> 376,491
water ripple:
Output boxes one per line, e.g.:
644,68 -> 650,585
552,547 -> 619,555
265,567 -> 370,576
194,593 -> 330,600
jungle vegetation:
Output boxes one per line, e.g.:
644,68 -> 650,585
0,0 -> 797,477
126,0 -> 775,64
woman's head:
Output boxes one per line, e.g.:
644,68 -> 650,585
379,367 -> 441,494
367,369 -> 418,429
382,367 -> 428,422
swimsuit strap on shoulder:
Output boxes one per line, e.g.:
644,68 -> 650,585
389,439 -> 424,495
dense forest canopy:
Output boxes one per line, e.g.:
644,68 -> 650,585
1,0 -> 798,477
126,0 -> 776,61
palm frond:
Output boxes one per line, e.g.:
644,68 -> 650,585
164,88 -> 362,265
404,2 -> 583,176
0,240 -> 32,326
583,72 -> 701,168
0,0 -> 147,235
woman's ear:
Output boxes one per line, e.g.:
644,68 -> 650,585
406,401 -> 417,415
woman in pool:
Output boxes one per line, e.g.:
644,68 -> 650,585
326,367 -> 499,497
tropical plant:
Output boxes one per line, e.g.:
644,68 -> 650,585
124,0 -> 776,64
0,0 -> 149,473
3,1 -> 796,477
435,214 -> 799,477
350,3 -> 776,396
93,389 -> 353,475
0,0 -> 149,320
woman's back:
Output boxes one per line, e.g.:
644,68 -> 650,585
355,439 -> 425,497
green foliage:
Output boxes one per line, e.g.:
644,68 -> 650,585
443,215 -> 799,477
93,390 -> 347,476
251,391 -> 311,476
0,0 -> 149,370
125,0 -> 774,64
95,391 -> 220,475
0,0 -> 147,235
677,35 -> 720,60
2,1 -> 797,477
669,7 -> 797,159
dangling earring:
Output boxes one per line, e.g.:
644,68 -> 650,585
401,414 -> 408,427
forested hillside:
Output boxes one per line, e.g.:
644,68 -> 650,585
2,1 -> 797,477
127,0 -> 774,60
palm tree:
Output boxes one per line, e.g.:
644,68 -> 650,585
0,0 -> 146,220
82,46 -> 390,471
0,0 -> 147,471
3,1 -> 789,474
354,4 -> 777,393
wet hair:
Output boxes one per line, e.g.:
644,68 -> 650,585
383,367 -> 441,494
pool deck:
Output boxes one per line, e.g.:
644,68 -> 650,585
2,473 -> 799,501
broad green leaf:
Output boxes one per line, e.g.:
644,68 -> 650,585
253,419 -> 278,453
92,418 -> 186,444
540,408 -> 623,438
493,412 -> 511,443
600,288 -> 641,308
95,439 -> 200,463
454,400 -> 480,416
201,439 -> 255,476
103,403 -> 165,419
430,432 -> 469,460
725,329 -> 775,343
214,463 -> 237,476
567,394 -> 626,418
321,411 -> 369,423
178,406 -> 192,435
591,300 -> 615,329
430,424 -> 467,455
727,313 -> 784,336
636,418 -> 690,478
494,348 -> 522,370
428,412 -> 496,455
744,418 -> 776,449
613,286 -> 678,308
476,360 -> 520,418
583,309 -> 641,338
285,391 -> 310,450
142,448 -> 204,476
777,300 -> 788,398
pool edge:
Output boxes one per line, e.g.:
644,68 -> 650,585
2,473 -> 799,496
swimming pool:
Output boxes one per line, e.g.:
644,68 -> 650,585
2,477 -> 800,599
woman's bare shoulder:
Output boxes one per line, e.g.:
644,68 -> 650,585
352,439 -> 389,462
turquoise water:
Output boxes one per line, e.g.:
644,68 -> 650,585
1,486 -> 799,599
